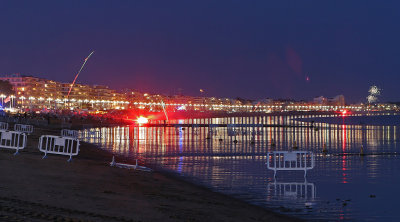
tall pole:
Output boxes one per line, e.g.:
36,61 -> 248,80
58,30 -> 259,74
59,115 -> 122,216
10,96 -> 14,109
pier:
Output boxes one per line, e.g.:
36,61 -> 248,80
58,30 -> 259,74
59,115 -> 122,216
145,123 -> 313,128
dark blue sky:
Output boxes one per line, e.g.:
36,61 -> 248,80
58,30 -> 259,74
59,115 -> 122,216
0,1 -> 399,103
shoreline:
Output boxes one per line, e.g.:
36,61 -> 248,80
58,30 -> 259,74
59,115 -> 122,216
0,124 -> 301,222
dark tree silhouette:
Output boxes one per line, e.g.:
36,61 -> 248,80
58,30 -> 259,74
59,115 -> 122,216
0,80 -> 14,95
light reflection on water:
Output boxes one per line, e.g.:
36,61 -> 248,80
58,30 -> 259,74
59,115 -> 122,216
81,114 -> 400,221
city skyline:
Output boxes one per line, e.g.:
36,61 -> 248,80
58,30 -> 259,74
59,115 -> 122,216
1,72 -> 349,102
1,73 -> 368,113
1,2 -> 400,221
0,1 -> 399,103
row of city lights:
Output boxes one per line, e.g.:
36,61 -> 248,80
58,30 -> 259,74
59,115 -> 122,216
0,95 -> 129,104
132,102 -> 363,109
1,95 -> 393,110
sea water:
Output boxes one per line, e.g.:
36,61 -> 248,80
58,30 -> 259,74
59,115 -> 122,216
80,113 -> 400,221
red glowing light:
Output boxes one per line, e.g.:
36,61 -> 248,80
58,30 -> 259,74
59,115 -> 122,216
342,110 -> 347,115
136,116 -> 149,124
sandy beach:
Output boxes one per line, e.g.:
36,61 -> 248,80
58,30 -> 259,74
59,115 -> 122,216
0,125 -> 300,222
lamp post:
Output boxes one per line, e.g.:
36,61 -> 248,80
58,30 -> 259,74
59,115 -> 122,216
38,97 -> 44,109
20,96 -> 26,110
0,94 -> 5,107
105,100 -> 110,109
36,97 -> 43,109
71,98 -> 76,110
95,100 -> 100,110
83,99 -> 89,109
10,95 -> 16,109
47,98 -> 53,109
55,99 -> 62,110
28,97 -> 35,110
63,98 -> 68,109
90,100 -> 94,109
78,99 -> 82,109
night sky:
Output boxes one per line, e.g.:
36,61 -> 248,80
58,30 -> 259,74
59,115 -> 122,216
0,1 -> 399,103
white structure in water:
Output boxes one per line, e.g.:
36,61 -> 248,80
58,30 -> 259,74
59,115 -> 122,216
267,151 -> 315,178
110,156 -> 152,172
267,180 -> 316,201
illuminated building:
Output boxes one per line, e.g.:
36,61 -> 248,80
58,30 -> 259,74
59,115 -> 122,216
0,73 -> 128,110
0,74 -> 394,113
314,95 -> 345,106
328,95 -> 345,106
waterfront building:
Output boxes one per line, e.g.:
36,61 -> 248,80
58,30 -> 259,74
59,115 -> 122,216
0,73 -> 128,110
328,95 -> 345,106
0,74 -> 381,113
314,95 -> 345,106
313,96 -> 327,105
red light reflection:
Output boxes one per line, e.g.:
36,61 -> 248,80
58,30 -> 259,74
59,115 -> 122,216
342,124 -> 348,183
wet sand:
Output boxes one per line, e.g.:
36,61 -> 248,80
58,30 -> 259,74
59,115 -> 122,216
0,126 -> 301,222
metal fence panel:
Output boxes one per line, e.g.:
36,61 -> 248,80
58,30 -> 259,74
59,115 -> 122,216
61,129 -> 79,138
38,135 -> 80,161
0,130 -> 27,154
267,151 -> 315,178
0,122 -> 8,130
14,124 -> 34,134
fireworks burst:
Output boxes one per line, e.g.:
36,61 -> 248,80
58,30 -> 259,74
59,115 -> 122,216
367,85 -> 381,104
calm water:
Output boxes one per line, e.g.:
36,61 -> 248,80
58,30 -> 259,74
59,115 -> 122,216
80,113 -> 400,221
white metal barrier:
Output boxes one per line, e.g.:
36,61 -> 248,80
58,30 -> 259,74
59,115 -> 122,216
0,130 -> 27,155
267,180 -> 316,200
267,151 -> 315,178
61,129 -> 79,138
110,156 -> 153,172
0,122 -> 8,130
38,135 -> 80,162
14,124 -> 34,134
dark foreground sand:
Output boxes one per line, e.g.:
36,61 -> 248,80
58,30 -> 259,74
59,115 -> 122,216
0,127 -> 301,222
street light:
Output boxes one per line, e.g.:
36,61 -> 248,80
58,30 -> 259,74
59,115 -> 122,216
55,98 -> 62,110
20,96 -> 26,109
47,98 -> 53,109
78,99 -> 82,109
28,96 -> 35,109
0,94 -> 5,107
10,95 -> 16,109
63,98 -> 68,109
70,98 -> 77,109
90,100 -> 94,109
